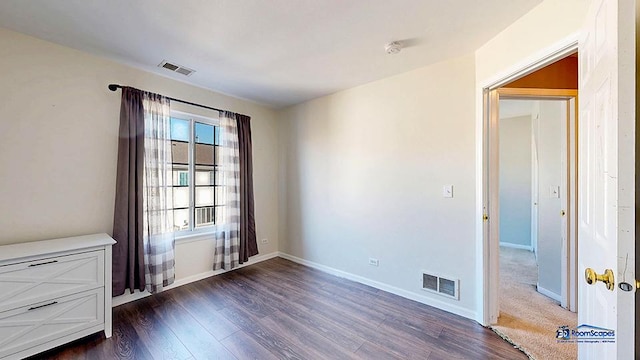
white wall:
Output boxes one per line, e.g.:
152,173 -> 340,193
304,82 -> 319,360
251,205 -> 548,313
278,0 -> 590,321
0,0 -> 592,321
475,0 -> 589,85
498,115 -> 532,248
0,28 -> 280,287
279,54 -> 477,318
535,100 -> 565,297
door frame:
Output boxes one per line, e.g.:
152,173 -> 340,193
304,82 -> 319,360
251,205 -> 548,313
493,88 -> 578,313
531,110 -> 539,259
477,38 -> 578,325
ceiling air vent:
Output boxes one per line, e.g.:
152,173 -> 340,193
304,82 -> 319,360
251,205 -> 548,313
422,271 -> 459,300
158,60 -> 195,76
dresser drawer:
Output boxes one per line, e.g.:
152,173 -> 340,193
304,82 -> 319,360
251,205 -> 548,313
0,250 -> 104,313
0,288 -> 104,359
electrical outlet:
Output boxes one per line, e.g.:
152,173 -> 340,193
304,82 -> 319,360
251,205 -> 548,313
261,238 -> 268,244
369,258 -> 379,267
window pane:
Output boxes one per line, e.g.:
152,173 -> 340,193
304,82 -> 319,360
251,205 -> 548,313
195,143 -> 215,166
215,146 -> 223,166
195,168 -> 218,186
172,169 -> 189,186
195,170 -> 211,185
215,186 -> 225,206
214,126 -> 221,145
172,187 -> 190,209
170,118 -> 189,142
173,209 -> 190,231
169,116 -> 223,234
195,207 -> 216,228
214,169 -> 221,185
215,206 -> 224,224
172,141 -> 189,164
195,122 -> 215,145
195,186 -> 214,207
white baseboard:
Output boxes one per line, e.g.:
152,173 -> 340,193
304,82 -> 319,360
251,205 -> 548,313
536,284 -> 562,302
112,251 -> 280,307
278,252 -> 476,321
499,242 -> 533,251
114,251 -> 478,321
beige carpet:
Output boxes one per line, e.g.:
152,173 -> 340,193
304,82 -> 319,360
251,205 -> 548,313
492,247 -> 577,360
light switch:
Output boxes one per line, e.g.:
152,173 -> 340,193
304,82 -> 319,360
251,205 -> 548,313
549,185 -> 560,198
443,185 -> 453,198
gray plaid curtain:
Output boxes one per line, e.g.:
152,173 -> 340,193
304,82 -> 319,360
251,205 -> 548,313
213,111 -> 241,270
112,88 -> 175,295
212,112 -> 258,269
142,93 -> 175,293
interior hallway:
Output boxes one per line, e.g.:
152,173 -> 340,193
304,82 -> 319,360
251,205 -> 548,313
493,247 -> 577,360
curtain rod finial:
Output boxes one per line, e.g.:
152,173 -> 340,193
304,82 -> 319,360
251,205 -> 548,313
108,84 -> 119,91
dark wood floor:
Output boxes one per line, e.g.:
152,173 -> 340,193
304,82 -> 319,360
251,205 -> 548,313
34,257 -> 525,360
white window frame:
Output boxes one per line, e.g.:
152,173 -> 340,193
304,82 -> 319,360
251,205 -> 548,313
170,110 -> 221,242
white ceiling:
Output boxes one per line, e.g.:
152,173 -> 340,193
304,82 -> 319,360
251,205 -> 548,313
0,0 -> 542,108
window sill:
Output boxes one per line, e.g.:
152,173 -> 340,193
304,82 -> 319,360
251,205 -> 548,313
175,231 -> 216,244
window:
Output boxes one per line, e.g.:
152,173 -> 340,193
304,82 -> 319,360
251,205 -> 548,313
169,111 -> 222,236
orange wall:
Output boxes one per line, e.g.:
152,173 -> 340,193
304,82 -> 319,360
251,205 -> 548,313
504,56 -> 578,89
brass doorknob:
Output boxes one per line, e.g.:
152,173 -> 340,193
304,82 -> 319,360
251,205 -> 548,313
585,268 -> 615,291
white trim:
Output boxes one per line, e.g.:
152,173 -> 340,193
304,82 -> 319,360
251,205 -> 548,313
112,251 -> 279,307
475,33 -> 580,326
114,251 -> 477,321
104,245 -> 113,338
536,285 -> 562,303
278,252 -> 476,321
499,242 -> 533,251
171,109 -> 220,123
112,287 -> 150,307
175,232 -> 217,244
478,33 -> 580,90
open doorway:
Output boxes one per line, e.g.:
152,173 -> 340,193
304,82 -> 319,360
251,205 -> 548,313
495,95 -> 578,360
499,96 -> 575,305
478,2 -> 636,357
486,54 -> 579,359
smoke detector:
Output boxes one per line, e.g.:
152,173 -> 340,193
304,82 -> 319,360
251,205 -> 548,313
385,41 -> 402,55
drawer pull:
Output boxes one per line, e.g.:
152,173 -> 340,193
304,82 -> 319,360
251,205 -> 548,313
28,260 -> 58,267
28,301 -> 58,311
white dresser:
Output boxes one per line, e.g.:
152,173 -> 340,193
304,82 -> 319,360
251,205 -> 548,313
0,233 -> 116,360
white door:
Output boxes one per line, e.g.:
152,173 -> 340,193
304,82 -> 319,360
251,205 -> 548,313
578,0 -> 635,359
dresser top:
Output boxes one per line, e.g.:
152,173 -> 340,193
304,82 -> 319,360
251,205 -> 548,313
0,233 -> 116,263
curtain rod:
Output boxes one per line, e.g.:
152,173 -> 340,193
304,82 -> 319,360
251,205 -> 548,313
108,84 -> 224,113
